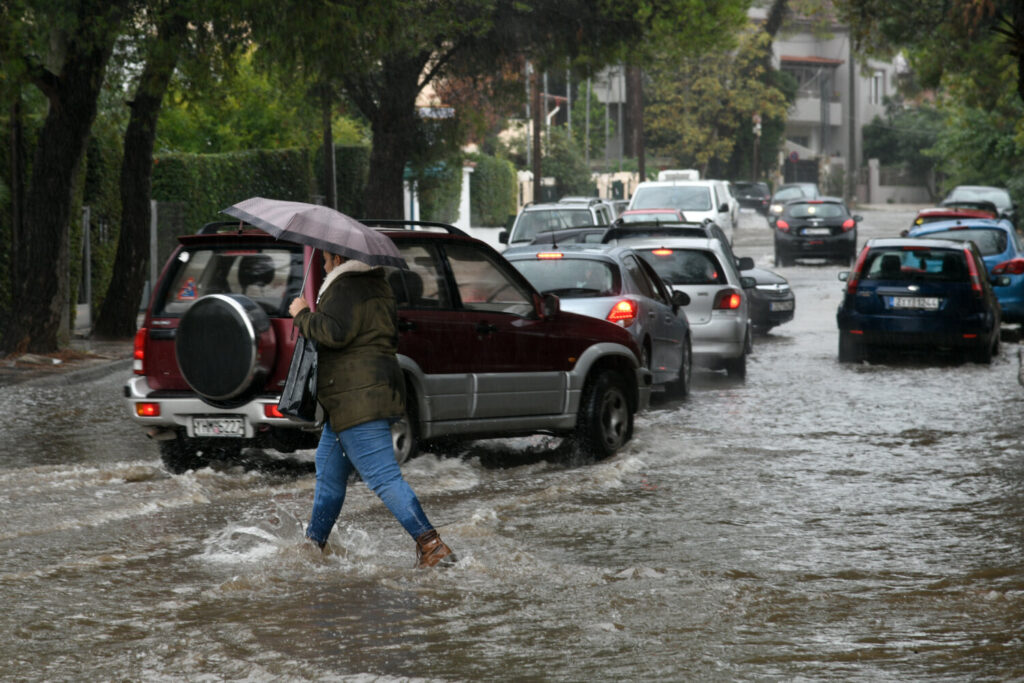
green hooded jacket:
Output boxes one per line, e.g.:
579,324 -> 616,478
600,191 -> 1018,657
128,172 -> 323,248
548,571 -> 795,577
293,262 -> 405,433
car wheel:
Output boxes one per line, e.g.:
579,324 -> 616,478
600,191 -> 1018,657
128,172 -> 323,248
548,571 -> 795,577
391,380 -> 420,465
724,352 -> 747,380
574,370 -> 633,459
159,435 -> 208,474
665,336 -> 692,399
969,335 -> 996,365
838,333 -> 863,363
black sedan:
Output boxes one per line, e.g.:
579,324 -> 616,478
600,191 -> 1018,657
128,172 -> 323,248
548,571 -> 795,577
746,267 -> 795,333
733,181 -> 771,216
774,197 -> 861,266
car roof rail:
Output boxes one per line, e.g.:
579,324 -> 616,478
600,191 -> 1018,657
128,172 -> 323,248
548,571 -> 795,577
358,218 -> 469,237
602,224 -> 709,242
198,220 -> 258,234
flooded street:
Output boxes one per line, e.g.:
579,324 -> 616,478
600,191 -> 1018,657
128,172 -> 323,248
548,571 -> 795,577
2,206 -> 1023,681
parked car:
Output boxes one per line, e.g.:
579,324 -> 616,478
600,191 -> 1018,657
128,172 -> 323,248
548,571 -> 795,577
773,197 -> 861,266
603,231 -> 754,378
710,179 -> 740,230
941,185 -> 1017,227
836,238 -> 1007,364
626,179 -> 736,245
768,182 -> 821,226
604,222 -> 795,333
505,244 -> 692,397
499,198 -> 615,247
617,208 -> 688,224
906,218 -> 1024,323
732,181 -> 772,215
125,220 -> 652,473
905,206 -> 998,234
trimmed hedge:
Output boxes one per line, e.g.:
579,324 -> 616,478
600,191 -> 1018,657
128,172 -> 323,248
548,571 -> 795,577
413,160 -> 462,223
313,145 -> 371,217
470,155 -> 516,227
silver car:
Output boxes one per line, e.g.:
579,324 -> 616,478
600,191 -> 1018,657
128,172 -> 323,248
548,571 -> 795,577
606,234 -> 754,379
506,244 -> 693,397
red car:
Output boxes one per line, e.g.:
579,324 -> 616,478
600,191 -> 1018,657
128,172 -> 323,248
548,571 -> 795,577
904,206 -> 997,235
126,220 -> 652,472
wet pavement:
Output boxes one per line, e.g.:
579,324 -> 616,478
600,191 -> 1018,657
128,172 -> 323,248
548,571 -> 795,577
2,205 -> 1024,681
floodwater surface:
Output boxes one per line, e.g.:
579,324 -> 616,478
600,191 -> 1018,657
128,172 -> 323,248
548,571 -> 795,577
1,208 -> 1022,681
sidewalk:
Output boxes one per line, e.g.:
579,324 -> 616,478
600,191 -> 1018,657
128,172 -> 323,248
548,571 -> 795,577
0,335 -> 134,387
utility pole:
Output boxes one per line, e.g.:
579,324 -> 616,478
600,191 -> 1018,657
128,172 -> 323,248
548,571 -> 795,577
532,67 -> 543,202
847,35 -> 857,206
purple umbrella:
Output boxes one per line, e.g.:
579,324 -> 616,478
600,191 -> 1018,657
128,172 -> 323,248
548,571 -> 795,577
222,197 -> 407,270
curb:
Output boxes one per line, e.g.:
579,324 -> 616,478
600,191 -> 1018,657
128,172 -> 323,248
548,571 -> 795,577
20,358 -> 133,388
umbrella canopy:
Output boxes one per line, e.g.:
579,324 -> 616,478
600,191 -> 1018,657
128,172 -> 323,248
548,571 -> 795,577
222,197 -> 407,269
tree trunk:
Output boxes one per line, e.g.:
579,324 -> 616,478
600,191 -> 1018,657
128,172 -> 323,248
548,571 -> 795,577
93,13 -> 188,340
6,4 -> 125,353
627,64 -> 645,181
531,67 -> 542,202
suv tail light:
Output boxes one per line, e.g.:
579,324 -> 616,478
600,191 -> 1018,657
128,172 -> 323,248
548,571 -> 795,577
607,299 -> 638,326
776,219 -> 790,232
964,247 -> 983,297
846,247 -> 869,294
133,327 -> 147,375
713,289 -> 742,310
841,218 -> 856,232
993,257 -> 1024,275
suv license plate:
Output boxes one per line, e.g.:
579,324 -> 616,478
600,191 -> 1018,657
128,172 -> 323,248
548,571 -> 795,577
193,417 -> 245,437
889,296 -> 940,310
770,300 -> 794,311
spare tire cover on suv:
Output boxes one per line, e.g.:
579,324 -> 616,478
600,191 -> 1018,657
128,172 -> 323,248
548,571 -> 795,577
175,294 -> 277,405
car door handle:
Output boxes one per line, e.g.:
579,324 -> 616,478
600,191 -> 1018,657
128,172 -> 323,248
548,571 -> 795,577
475,321 -> 498,335
398,318 -> 415,332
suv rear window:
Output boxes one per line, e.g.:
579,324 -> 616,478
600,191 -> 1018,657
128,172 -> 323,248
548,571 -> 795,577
631,186 -> 712,211
863,248 -> 968,282
636,248 -> 725,285
514,209 -> 595,241
512,257 -> 620,298
918,228 -> 1009,256
159,247 -> 301,316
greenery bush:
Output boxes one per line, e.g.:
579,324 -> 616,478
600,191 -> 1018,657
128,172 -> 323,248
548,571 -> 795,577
313,145 -> 371,217
410,158 -> 462,223
544,128 -> 595,197
469,154 -> 516,227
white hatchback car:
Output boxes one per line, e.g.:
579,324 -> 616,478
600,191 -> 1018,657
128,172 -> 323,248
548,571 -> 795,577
627,179 -> 736,245
605,233 -> 754,378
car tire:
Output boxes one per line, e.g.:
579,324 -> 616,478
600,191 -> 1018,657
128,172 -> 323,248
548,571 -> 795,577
574,370 -> 633,459
391,380 -> 420,465
159,435 -> 208,474
838,333 -> 863,363
175,294 -> 277,407
724,352 -> 747,380
970,334 -> 997,365
665,336 -> 692,399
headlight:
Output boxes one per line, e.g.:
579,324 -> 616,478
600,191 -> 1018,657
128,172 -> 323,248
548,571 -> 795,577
770,204 -> 783,214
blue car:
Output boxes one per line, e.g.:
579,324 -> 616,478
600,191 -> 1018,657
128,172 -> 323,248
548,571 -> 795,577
907,218 -> 1024,323
837,238 -> 1006,364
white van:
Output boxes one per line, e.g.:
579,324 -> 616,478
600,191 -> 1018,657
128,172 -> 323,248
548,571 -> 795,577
627,179 -> 735,244
657,169 -> 700,181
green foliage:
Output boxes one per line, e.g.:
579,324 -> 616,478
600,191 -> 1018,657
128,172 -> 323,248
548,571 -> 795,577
645,28 -> 790,178
862,101 -> 941,176
76,120 -> 124,317
469,154 -> 517,227
569,85 -> 615,160
544,128 -> 595,196
411,159 -> 462,223
313,145 -> 372,217
152,148 -> 314,229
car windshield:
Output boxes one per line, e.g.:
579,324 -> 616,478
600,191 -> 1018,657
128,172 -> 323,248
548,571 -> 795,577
631,186 -> 713,211
918,228 -> 1008,256
512,257 -> 620,298
636,248 -> 725,285
512,209 -> 595,242
621,211 -> 682,224
947,187 -> 1011,210
862,248 -> 969,282
786,202 -> 846,219
159,246 -> 302,316
773,187 -> 807,201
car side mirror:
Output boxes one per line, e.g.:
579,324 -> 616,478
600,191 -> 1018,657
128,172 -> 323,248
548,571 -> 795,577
504,214 -> 515,230
719,203 -> 729,213
740,276 -> 757,289
853,215 -> 863,222
672,290 -> 690,308
736,256 -> 755,271
541,292 -> 560,318
838,271 -> 850,281
499,230 -> 509,245
899,229 -> 909,237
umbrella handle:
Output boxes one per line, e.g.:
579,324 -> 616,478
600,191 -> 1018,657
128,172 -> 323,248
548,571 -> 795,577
291,255 -> 315,342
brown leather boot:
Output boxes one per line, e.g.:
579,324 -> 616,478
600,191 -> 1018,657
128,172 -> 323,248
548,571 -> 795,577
415,529 -> 456,568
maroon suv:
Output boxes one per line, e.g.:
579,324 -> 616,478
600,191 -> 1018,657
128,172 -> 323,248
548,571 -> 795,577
125,220 -> 652,473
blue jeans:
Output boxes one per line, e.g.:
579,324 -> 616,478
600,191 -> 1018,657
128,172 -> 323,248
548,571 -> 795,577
306,419 -> 434,547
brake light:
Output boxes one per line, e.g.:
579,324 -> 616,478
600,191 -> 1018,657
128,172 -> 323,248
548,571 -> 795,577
776,219 -> 790,232
713,289 -> 742,310
846,247 -> 869,294
993,257 -> 1024,275
964,247 -> 983,297
841,218 -> 856,231
607,299 -> 638,326
264,403 -> 285,419
133,327 -> 147,375
135,402 -> 160,417
651,249 -> 674,256
536,252 -> 563,260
